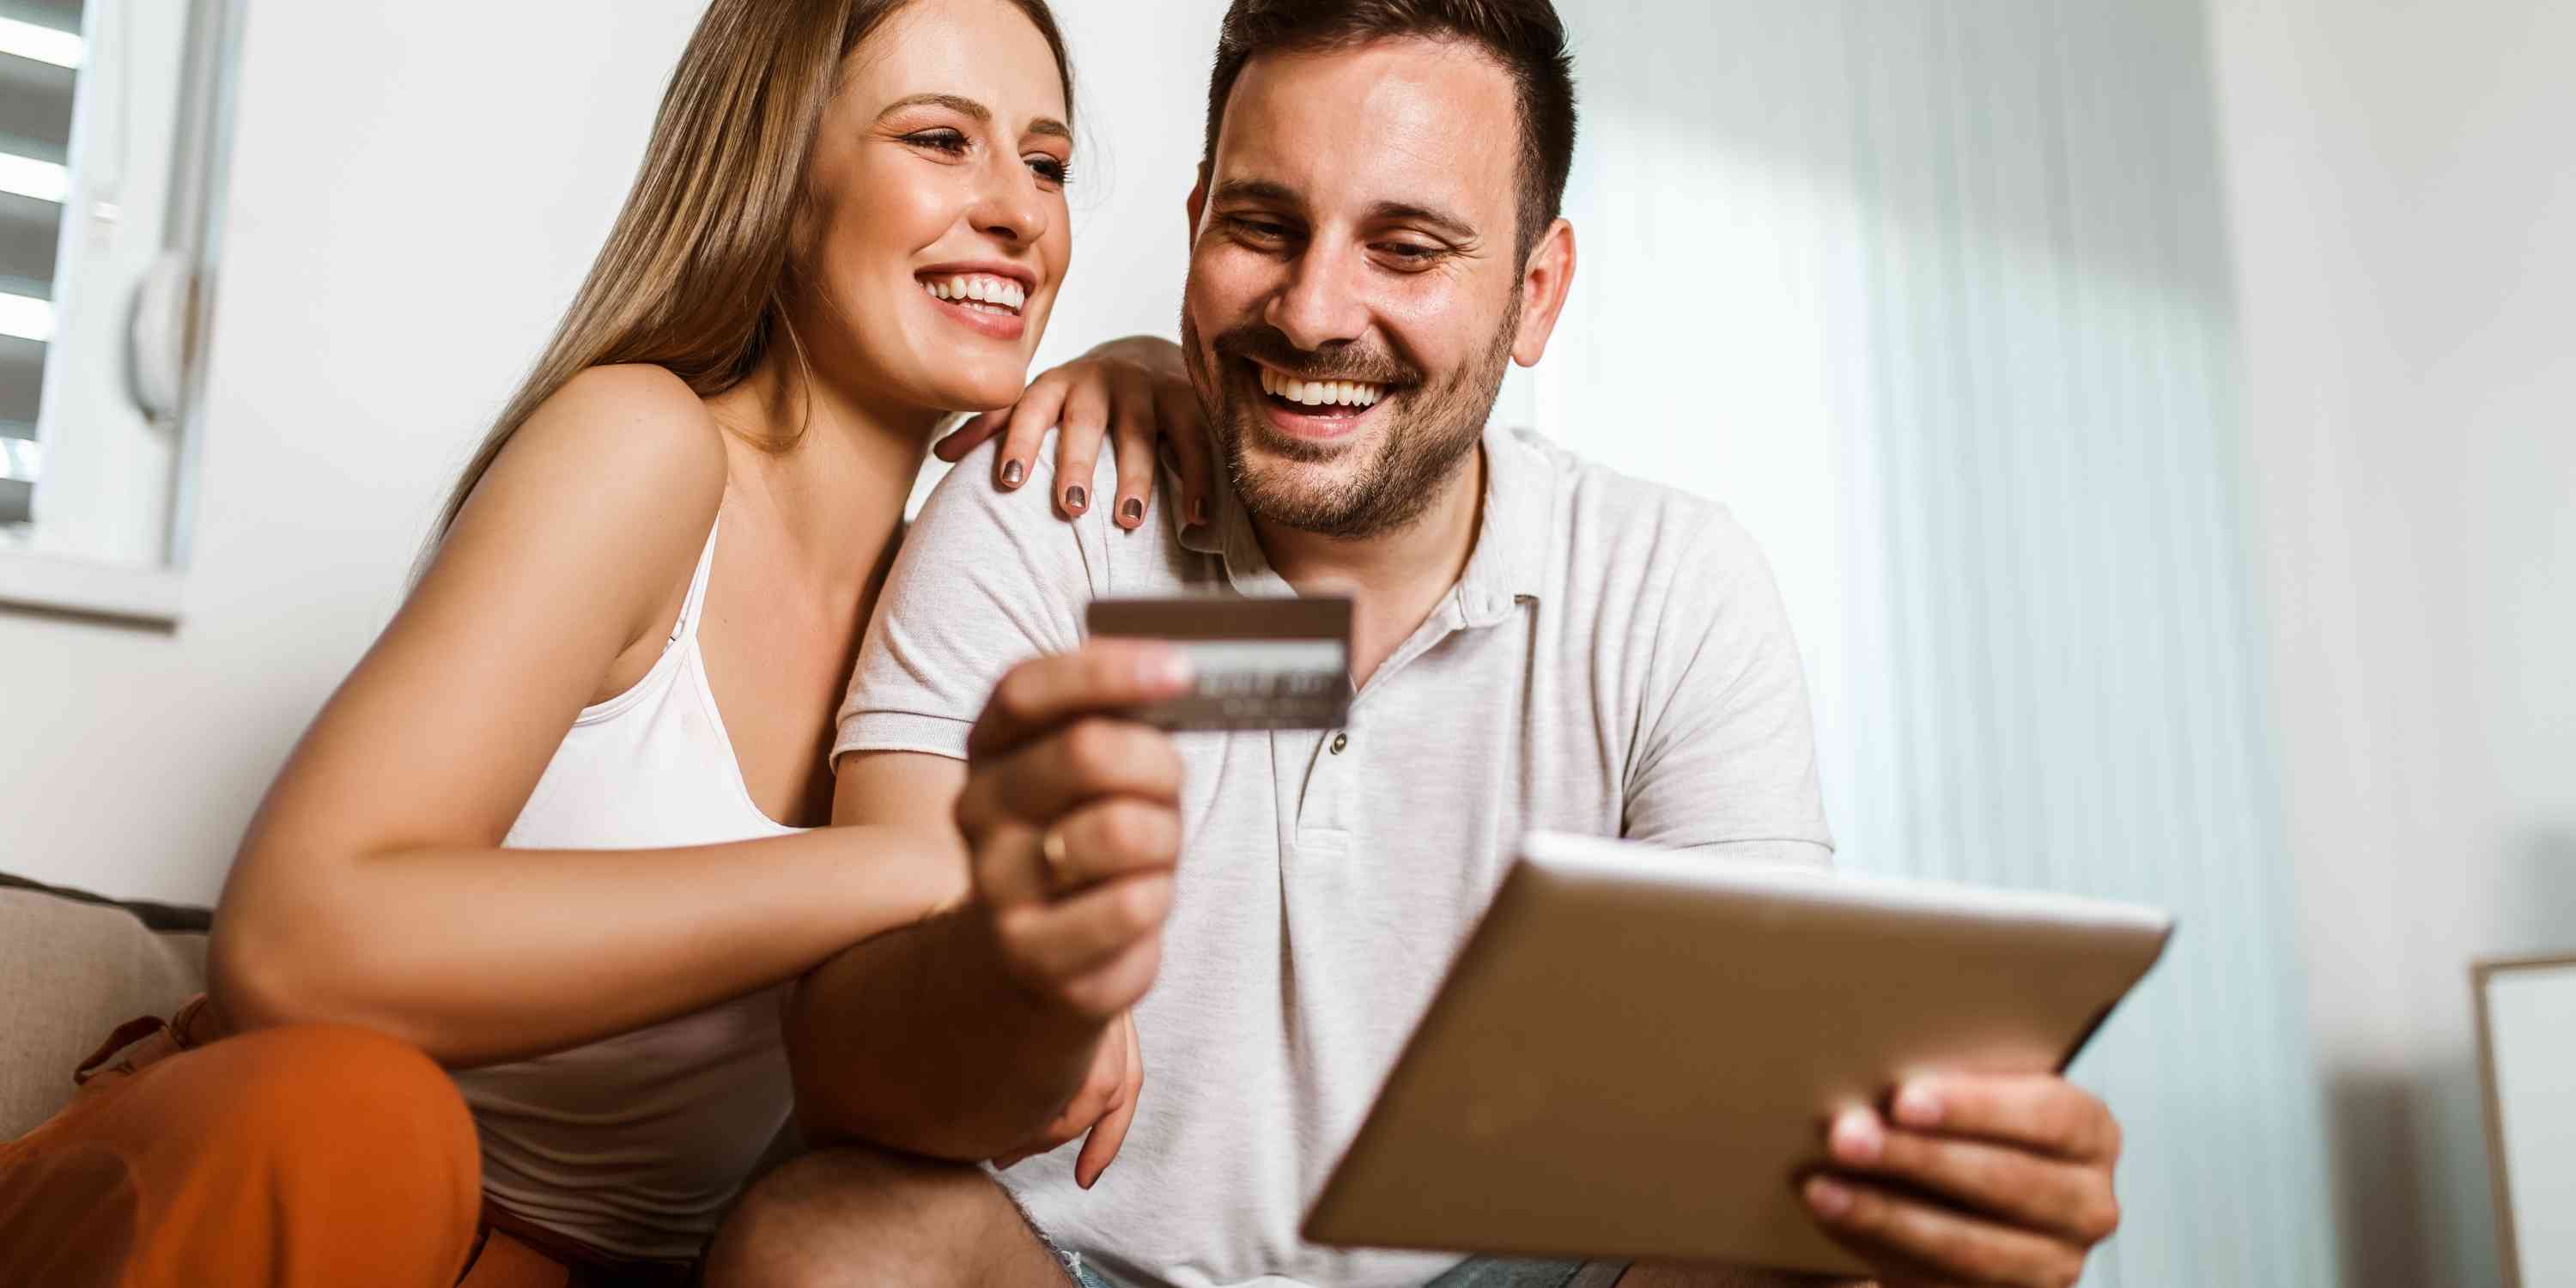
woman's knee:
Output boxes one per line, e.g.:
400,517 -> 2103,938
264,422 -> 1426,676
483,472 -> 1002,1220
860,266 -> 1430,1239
178,1024 -> 481,1230
7,1023 -> 482,1288
210,1024 -> 471,1144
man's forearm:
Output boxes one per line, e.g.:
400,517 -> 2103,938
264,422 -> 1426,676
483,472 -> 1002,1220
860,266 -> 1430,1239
784,906 -> 1103,1161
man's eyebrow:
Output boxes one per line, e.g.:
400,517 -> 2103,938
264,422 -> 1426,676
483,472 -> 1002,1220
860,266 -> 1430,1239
1210,179 -> 1478,242
1210,178 -> 1305,209
1365,199 -> 1478,244
877,93 -> 1070,143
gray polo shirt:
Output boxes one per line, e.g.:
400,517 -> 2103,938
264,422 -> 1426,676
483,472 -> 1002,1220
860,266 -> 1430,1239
834,424 -> 1832,1288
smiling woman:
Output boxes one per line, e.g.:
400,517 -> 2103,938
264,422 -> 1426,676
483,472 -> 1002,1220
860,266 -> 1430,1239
429,0 -> 1078,538
0,0 -> 1213,1285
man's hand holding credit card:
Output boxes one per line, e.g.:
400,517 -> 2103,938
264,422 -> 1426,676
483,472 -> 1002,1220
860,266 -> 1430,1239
1084,597 -> 1354,732
948,634 -> 1209,1188
951,598 -> 1346,1188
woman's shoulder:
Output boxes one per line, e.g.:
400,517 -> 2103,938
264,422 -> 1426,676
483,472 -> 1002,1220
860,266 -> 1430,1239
484,364 -> 730,540
438,364 -> 729,658
459,363 -> 728,580
514,363 -> 729,502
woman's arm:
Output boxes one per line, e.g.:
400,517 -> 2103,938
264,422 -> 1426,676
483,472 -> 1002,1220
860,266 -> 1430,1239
208,366 -> 963,1068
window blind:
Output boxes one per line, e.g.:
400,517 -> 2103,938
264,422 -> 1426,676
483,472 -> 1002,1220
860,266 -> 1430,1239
1534,1 -> 2338,1281
0,0 -> 82,526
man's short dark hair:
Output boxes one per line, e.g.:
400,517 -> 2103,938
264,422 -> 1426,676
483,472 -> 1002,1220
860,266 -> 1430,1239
1200,0 -> 1578,258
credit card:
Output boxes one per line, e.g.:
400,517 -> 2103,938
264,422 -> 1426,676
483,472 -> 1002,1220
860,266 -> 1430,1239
1085,596 -> 1353,732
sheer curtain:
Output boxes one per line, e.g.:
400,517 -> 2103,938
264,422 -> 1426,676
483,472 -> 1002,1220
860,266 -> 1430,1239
1510,2 -> 2337,1281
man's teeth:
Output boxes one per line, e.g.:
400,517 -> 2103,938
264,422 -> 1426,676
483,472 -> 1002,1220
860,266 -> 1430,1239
1257,366 -> 1385,408
922,275 -> 1028,314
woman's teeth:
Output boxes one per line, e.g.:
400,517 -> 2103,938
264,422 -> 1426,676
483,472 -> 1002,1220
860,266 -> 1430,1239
1257,366 -> 1385,409
923,275 -> 1027,315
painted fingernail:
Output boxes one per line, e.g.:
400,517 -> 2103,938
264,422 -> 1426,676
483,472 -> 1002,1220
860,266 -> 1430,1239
1066,485 -> 1089,513
1121,497 -> 1145,525
1002,459 -> 1026,489
1829,1108 -> 1884,1165
1893,1083 -> 1943,1128
1804,1176 -> 1853,1219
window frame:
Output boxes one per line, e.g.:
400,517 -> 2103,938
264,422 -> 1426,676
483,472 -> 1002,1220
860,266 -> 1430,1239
0,0 -> 244,623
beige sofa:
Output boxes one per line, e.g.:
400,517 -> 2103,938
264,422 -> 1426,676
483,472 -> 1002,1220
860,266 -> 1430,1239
0,875 -> 210,1139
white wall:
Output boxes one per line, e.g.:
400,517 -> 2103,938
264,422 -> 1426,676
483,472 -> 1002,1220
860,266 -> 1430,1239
2208,0 -> 2576,1283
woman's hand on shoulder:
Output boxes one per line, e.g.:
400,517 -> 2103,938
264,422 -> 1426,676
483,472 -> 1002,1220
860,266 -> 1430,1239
933,335 -> 1213,535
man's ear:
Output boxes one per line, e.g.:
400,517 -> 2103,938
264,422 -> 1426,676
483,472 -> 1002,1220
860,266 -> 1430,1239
1511,218 -> 1577,368
1185,168 -> 1210,247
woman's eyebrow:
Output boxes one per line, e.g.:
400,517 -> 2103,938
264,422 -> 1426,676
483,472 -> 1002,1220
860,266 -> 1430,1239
876,92 -> 1068,142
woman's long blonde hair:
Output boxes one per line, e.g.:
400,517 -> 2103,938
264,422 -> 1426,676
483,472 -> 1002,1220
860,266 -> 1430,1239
431,0 -> 1072,540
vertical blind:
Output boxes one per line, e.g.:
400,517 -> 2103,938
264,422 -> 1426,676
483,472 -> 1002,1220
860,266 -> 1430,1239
0,0 -> 83,526
1537,2 -> 2337,1282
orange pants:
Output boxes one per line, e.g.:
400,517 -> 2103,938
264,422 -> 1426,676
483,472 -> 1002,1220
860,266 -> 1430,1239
0,1020 -> 483,1288
1,1011 -> 706,1288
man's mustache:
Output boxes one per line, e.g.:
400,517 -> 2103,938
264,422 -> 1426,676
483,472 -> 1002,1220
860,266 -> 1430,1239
1208,325 -> 1419,389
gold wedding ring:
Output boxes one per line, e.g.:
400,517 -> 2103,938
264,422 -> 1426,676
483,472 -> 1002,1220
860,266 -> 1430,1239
1040,824 -> 1073,888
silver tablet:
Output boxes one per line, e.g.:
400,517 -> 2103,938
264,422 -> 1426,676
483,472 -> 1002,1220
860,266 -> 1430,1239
1303,832 -> 2175,1276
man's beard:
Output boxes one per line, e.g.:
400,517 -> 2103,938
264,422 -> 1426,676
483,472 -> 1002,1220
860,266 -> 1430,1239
1182,299 -> 1519,540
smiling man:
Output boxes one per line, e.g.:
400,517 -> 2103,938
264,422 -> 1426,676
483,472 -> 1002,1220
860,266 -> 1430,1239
727,3 -> 2132,1287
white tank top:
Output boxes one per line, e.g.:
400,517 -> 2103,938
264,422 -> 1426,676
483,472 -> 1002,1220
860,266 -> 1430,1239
451,520 -> 804,1261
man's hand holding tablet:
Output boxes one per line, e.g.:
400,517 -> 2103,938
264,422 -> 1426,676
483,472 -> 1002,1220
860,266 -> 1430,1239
1795,1070 -> 2123,1288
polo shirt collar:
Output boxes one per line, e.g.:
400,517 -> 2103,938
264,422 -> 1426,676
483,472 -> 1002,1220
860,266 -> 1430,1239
1169,423 -> 1552,621
1456,424 -> 1552,626
1170,453 -> 1291,598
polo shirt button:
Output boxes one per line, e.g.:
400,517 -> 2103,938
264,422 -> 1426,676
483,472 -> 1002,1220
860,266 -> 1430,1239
1329,732 -> 1349,755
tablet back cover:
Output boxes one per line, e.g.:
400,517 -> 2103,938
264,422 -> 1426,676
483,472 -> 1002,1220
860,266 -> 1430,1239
1302,832 -> 2173,1274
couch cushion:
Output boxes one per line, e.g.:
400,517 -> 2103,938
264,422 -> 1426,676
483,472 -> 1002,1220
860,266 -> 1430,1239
0,877 -> 210,1138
